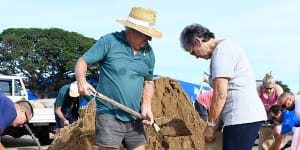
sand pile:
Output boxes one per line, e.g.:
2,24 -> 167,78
48,77 -> 207,150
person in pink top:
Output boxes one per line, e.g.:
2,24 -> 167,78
194,90 -> 213,122
257,72 -> 283,150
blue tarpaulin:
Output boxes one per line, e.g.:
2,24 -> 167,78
28,75 -> 211,106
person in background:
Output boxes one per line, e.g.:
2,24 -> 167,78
278,92 -> 300,120
54,81 -> 93,137
194,90 -> 213,122
75,7 -> 162,150
268,104 -> 300,150
180,23 -> 266,150
0,92 -> 34,150
257,72 -> 283,150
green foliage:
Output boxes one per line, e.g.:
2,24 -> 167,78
0,28 -> 97,98
276,80 -> 290,92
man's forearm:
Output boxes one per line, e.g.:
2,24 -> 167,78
270,134 -> 286,150
0,142 -> 5,150
142,80 -> 154,106
75,57 -> 88,82
208,78 -> 228,124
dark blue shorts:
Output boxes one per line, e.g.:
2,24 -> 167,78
95,113 -> 146,149
223,121 -> 262,150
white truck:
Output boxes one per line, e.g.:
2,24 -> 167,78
0,75 -> 56,144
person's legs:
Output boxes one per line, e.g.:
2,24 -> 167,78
223,121 -> 262,150
122,120 -> 146,149
95,113 -> 147,150
194,101 -> 208,122
95,114 -> 124,149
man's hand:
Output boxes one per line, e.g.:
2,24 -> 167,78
63,120 -> 70,126
204,125 -> 216,143
77,81 -> 96,96
141,104 -> 153,126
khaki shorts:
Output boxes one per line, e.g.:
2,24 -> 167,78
95,113 -> 146,149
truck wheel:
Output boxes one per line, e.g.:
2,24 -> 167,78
36,129 -> 53,145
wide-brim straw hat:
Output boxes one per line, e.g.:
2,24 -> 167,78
69,81 -> 80,97
117,7 -> 162,38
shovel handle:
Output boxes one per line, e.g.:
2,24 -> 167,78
89,90 -> 160,132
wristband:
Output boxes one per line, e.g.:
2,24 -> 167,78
207,122 -> 216,127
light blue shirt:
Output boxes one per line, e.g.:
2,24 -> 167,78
209,39 -> 267,126
82,31 -> 155,121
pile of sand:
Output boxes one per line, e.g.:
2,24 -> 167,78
48,77 -> 208,150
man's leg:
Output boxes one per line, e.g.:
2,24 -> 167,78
95,114 -> 124,149
223,121 -> 262,150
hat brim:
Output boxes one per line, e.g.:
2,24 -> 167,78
69,91 -> 80,97
117,20 -> 162,38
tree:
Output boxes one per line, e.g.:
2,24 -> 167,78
0,28 -> 97,98
276,80 -> 290,92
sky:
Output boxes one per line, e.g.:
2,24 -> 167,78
1,0 -> 300,93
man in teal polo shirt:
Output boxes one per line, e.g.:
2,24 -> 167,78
75,7 -> 162,150
54,81 -> 93,137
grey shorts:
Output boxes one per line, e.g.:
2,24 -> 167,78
95,113 -> 146,149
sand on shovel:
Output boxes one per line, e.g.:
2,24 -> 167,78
48,77 -> 221,150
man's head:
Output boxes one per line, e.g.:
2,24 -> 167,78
12,100 -> 34,127
117,7 -> 162,51
180,24 -> 215,59
268,104 -> 283,123
278,92 -> 295,111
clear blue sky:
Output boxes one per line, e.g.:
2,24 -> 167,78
1,0 -> 300,93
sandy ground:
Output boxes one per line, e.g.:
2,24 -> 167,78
1,133 -> 292,150
1,135 -> 49,150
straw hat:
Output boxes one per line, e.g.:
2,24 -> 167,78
117,7 -> 162,38
69,81 -> 80,97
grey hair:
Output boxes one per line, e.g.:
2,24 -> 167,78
15,100 -> 34,117
180,23 -> 215,51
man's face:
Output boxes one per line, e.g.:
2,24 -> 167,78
131,30 -> 152,50
269,111 -> 282,123
279,97 -> 295,111
11,111 -> 32,127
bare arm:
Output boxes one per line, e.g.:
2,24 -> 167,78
55,106 -> 69,126
276,85 -> 283,98
208,77 -> 228,124
204,77 -> 228,142
141,80 -> 154,126
75,57 -> 96,95
0,142 -> 5,150
270,133 -> 286,150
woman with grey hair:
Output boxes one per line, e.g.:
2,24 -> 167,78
180,23 -> 267,150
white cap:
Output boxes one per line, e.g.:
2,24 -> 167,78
69,81 -> 80,97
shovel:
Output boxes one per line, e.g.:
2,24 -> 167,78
69,82 -> 160,132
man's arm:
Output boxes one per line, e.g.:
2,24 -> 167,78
270,133 -> 286,150
204,77 -> 228,142
55,106 -> 69,126
141,80 -> 154,126
75,57 -> 96,96
0,142 -> 5,150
